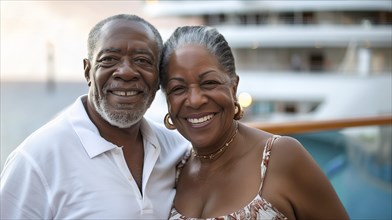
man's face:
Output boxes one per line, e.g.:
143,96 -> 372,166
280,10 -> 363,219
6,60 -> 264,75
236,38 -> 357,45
85,19 -> 159,128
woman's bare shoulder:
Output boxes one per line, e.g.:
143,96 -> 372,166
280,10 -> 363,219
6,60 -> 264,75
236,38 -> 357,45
269,135 -> 349,219
269,135 -> 311,167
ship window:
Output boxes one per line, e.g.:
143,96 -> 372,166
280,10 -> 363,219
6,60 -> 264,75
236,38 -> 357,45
239,14 -> 247,25
280,12 -> 295,24
303,12 -> 315,24
284,103 -> 297,114
252,101 -> 274,114
203,14 -> 226,26
309,53 -> 325,72
378,11 -> 392,25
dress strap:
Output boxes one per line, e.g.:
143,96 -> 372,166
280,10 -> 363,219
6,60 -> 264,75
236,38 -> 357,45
175,149 -> 191,187
259,135 -> 281,193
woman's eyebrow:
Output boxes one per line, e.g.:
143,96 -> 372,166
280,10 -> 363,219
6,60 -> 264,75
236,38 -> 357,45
199,70 -> 218,79
167,77 -> 185,84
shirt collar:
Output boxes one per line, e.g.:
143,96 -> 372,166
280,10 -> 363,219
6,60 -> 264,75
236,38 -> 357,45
68,95 -> 115,158
68,95 -> 160,158
140,117 -> 159,150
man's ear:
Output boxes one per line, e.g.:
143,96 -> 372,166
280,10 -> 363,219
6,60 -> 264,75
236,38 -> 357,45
83,59 -> 91,86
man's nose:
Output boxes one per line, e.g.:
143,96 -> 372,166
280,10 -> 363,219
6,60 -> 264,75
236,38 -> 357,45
113,60 -> 140,81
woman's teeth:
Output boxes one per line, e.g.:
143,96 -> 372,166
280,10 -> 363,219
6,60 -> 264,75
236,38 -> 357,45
187,114 -> 214,124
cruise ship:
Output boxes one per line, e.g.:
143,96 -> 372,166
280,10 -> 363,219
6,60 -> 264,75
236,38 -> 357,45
142,1 -> 392,219
143,0 -> 391,123
0,2 -> 390,218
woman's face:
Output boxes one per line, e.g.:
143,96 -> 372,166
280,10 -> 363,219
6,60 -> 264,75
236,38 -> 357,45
165,44 -> 237,149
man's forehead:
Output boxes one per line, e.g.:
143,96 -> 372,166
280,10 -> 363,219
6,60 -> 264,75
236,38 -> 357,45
101,19 -> 152,37
92,19 -> 158,59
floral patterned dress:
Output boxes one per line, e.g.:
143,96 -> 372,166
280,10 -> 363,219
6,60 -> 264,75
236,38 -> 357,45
169,135 -> 288,220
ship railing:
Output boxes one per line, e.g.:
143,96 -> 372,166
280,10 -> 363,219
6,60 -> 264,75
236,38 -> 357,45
246,114 -> 392,181
246,114 -> 392,135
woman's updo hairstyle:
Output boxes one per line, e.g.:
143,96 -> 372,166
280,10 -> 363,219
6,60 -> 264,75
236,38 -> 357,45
159,26 -> 237,92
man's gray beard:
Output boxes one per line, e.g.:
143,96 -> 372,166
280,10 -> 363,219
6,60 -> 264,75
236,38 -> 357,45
93,94 -> 153,128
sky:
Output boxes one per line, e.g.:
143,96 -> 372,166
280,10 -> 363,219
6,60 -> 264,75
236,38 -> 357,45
0,0 -> 195,82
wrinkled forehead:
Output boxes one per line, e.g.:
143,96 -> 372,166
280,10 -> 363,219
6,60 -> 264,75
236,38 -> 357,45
93,19 -> 158,58
100,19 -> 154,41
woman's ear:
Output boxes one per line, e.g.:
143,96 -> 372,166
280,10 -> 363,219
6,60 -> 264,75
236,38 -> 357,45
83,59 -> 91,86
232,75 -> 239,98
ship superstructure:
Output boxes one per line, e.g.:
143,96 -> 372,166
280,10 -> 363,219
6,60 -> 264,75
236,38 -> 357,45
144,0 -> 392,122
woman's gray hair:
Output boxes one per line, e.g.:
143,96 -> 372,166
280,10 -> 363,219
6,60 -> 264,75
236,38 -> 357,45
159,26 -> 237,91
87,14 -> 163,62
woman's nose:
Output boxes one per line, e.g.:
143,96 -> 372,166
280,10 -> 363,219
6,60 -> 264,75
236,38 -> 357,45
186,87 -> 208,109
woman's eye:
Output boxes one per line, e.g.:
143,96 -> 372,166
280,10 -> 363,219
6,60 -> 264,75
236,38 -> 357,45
168,86 -> 186,95
202,80 -> 220,89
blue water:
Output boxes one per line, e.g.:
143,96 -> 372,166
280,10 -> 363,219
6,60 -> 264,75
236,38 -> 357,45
294,132 -> 392,220
1,81 -> 391,219
1,81 -> 88,165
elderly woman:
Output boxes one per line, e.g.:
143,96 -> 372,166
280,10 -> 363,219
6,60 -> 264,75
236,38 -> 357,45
159,25 -> 349,220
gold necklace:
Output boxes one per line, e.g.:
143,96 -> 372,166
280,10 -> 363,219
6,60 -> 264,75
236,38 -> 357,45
192,122 -> 239,160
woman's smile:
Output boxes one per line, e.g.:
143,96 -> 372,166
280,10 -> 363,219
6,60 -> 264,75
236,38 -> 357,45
185,113 -> 216,128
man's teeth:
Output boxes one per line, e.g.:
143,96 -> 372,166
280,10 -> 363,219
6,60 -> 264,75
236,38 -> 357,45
112,91 -> 138,96
187,114 -> 214,124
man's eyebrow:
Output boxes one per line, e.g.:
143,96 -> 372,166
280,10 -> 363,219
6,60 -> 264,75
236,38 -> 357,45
96,48 -> 121,59
133,48 -> 155,58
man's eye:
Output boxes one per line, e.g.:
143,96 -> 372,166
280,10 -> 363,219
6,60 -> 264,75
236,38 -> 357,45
134,57 -> 153,66
98,56 -> 118,65
204,80 -> 219,84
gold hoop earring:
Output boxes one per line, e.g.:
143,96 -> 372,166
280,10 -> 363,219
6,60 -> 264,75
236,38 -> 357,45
234,102 -> 244,120
164,113 -> 176,130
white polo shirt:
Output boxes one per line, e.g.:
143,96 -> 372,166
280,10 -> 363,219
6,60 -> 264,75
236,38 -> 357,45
1,95 -> 190,219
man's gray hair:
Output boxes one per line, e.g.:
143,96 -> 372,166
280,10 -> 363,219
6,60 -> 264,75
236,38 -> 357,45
87,14 -> 163,61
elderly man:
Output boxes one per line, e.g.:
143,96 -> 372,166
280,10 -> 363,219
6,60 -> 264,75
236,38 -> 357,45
1,14 -> 190,219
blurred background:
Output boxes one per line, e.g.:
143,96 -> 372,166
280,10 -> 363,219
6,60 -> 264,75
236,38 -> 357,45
1,1 -> 391,219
